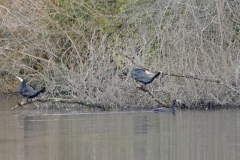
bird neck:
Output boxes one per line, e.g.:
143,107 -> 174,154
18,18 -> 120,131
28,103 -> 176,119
21,79 -> 27,87
171,100 -> 176,111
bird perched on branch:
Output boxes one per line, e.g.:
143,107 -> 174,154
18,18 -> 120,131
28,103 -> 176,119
16,76 -> 45,102
130,68 -> 160,89
153,99 -> 177,114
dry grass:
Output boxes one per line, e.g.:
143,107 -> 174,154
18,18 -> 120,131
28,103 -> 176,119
0,0 -> 240,108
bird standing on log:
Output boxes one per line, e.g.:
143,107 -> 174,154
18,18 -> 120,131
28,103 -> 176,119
131,68 -> 160,89
16,76 -> 45,102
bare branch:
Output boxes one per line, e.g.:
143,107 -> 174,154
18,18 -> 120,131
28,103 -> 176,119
137,86 -> 171,108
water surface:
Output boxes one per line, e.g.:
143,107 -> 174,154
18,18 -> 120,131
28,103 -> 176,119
0,97 -> 240,160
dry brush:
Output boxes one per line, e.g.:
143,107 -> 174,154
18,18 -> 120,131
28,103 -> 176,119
0,0 -> 240,109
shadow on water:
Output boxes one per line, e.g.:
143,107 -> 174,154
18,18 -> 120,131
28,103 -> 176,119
0,97 -> 240,160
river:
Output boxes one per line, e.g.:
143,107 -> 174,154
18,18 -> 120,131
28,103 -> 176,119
0,97 -> 239,160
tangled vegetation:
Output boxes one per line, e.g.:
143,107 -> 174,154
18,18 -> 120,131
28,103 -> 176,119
0,0 -> 240,109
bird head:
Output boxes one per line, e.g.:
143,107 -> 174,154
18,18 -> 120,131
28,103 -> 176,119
16,76 -> 23,82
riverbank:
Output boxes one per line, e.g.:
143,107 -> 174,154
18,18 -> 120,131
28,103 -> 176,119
2,94 -> 239,111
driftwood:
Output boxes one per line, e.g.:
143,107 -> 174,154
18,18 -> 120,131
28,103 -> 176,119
11,98 -> 109,111
137,85 -> 171,108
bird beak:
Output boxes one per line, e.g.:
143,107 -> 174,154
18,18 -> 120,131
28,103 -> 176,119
16,76 -> 23,82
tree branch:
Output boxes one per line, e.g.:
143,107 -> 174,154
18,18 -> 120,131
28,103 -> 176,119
161,72 -> 221,83
137,86 -> 171,108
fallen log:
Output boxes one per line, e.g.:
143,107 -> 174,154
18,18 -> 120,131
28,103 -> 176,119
11,98 -> 109,111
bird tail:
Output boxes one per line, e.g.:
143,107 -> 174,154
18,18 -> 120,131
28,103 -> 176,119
153,72 -> 160,79
147,71 -> 161,84
38,87 -> 46,94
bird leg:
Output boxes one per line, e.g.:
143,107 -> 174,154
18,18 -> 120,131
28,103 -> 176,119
136,83 -> 147,91
140,84 -> 147,91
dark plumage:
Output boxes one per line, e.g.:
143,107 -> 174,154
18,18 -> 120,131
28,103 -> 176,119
131,68 -> 160,88
153,99 -> 177,114
16,76 -> 45,102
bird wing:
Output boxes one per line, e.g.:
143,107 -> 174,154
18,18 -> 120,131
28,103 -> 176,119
131,69 -> 152,83
29,85 -> 36,90
20,86 -> 38,97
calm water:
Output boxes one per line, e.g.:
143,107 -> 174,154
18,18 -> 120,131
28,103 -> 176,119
0,97 -> 240,160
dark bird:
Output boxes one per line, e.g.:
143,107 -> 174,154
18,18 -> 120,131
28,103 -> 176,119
153,99 -> 177,114
131,68 -> 160,88
16,76 -> 45,102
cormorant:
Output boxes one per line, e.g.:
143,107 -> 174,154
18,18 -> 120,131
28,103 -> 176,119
16,76 -> 45,102
131,68 -> 160,88
153,99 -> 177,114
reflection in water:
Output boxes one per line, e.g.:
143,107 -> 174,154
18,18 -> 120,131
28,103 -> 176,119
0,98 -> 240,160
